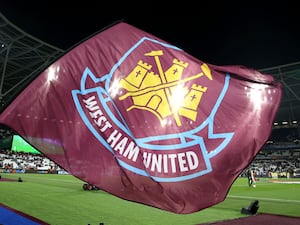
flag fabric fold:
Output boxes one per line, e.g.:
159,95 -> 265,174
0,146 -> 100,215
0,22 -> 282,214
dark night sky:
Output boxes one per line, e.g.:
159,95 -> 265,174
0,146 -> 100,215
1,1 -> 300,70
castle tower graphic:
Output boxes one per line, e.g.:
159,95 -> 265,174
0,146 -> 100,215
118,50 -> 213,126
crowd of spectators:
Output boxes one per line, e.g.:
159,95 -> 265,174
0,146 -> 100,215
0,149 -> 62,174
1,146 -> 300,177
242,149 -> 300,178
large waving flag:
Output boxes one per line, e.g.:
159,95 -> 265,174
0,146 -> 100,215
0,22 -> 282,214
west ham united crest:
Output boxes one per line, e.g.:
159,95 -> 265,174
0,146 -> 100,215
72,37 -> 234,182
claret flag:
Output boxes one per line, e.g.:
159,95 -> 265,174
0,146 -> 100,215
0,22 -> 282,214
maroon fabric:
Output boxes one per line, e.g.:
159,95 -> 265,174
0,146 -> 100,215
0,22 -> 282,214
199,213 -> 300,225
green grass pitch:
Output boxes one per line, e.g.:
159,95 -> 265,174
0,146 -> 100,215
0,173 -> 299,225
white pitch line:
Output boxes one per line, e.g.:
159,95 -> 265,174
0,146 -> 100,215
228,195 -> 300,204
